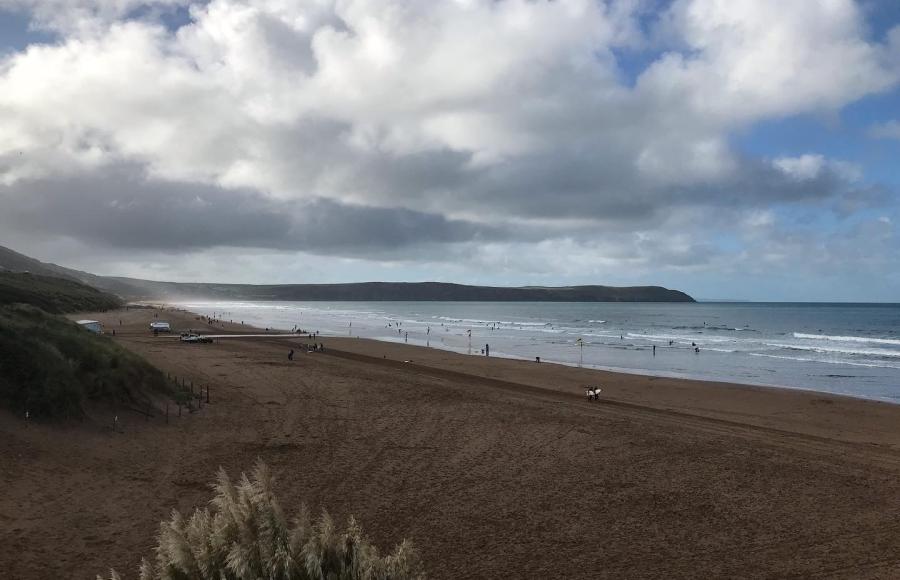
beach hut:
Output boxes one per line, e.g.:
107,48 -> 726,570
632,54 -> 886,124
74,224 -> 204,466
77,320 -> 102,334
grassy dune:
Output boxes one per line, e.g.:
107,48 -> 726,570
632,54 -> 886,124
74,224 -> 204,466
0,272 -> 169,418
0,305 -> 171,418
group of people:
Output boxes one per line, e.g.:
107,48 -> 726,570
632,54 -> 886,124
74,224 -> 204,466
287,343 -> 325,360
653,340 -> 699,354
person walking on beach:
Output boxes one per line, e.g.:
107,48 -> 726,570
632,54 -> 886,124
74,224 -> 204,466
652,345 -> 656,356
288,349 -> 294,361
485,343 -> 490,357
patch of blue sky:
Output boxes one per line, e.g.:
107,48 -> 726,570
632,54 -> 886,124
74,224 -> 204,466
731,87 -> 900,187
862,0 -> 900,40
608,0 -> 673,87
0,8 -> 56,54
610,46 -> 664,87
710,232 -> 743,254
125,2 -> 199,33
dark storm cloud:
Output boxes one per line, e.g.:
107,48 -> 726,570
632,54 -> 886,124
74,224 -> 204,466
414,149 -> 858,226
268,121 -> 859,231
0,164 -> 504,255
0,150 -> 868,261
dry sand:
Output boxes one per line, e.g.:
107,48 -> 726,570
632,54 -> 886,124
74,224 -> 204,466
3,307 -> 900,579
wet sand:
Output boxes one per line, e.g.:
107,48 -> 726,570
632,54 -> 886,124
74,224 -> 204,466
3,307 -> 900,579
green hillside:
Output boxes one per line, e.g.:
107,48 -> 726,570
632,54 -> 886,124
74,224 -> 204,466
0,271 -> 122,313
0,244 -> 696,302
0,305 -> 171,418
0,272 -> 169,419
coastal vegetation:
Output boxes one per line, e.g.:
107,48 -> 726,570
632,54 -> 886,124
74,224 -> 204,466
100,461 -> 424,580
0,271 -> 122,313
0,272 -> 169,418
0,304 -> 170,418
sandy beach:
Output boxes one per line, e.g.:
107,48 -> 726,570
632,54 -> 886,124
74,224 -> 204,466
4,306 -> 900,579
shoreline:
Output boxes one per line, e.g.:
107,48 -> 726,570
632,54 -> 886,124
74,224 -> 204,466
368,332 -> 900,404
171,302 -> 900,407
168,304 -> 900,446
169,299 -> 900,405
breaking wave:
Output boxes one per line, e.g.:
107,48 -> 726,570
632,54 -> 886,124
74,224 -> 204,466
793,333 -> 900,346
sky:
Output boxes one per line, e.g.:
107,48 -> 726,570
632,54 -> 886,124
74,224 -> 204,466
0,0 -> 899,301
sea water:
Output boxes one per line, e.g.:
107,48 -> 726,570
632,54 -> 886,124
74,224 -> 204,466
176,301 -> 900,403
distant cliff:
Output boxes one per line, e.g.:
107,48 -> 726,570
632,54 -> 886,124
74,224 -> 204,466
106,280 -> 694,302
0,245 -> 695,303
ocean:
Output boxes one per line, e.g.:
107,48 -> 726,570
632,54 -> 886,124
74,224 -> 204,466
175,300 -> 900,403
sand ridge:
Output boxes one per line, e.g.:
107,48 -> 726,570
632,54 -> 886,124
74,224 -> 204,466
3,307 -> 900,579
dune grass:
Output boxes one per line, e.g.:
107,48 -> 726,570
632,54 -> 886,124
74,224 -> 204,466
100,461 -> 425,580
0,304 -> 171,418
0,270 -> 171,418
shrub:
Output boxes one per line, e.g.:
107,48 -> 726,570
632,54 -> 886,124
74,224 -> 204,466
100,461 -> 425,580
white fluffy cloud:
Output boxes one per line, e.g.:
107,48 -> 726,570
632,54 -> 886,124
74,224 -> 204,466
773,154 -> 861,183
0,0 -> 898,298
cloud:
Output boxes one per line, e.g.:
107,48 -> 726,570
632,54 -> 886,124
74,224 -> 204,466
645,0 -> 897,122
0,0 -> 897,298
773,154 -> 862,183
0,163 -> 505,256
